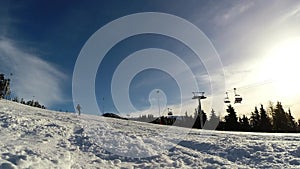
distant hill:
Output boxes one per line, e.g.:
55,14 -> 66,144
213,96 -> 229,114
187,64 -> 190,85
102,113 -> 128,120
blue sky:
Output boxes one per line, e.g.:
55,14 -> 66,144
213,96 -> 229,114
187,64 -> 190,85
1,0 -> 300,119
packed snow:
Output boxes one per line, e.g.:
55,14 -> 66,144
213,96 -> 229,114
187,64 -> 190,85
0,99 -> 299,169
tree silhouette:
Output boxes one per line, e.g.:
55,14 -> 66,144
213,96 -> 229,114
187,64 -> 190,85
202,110 -> 207,128
272,102 -> 288,132
26,100 -> 34,106
298,119 -> 300,132
239,115 -> 251,131
259,105 -> 272,132
209,109 -> 219,121
193,109 -> 207,129
250,107 -> 260,131
205,109 -> 220,130
130,101 -> 299,133
286,108 -> 297,132
12,97 -> 19,103
20,98 -> 25,104
0,73 -> 10,99
224,105 -> 239,131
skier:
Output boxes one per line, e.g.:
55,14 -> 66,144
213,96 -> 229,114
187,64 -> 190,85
4,80 -> 10,99
76,104 -> 81,116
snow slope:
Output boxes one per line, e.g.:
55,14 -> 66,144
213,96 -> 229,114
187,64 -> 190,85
0,99 -> 299,169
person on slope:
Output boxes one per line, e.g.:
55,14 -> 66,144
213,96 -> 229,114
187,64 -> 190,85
76,104 -> 81,116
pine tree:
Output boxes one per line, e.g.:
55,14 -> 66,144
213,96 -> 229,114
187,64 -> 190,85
0,74 -> 4,99
209,109 -> 219,123
273,102 -> 288,132
259,104 -> 272,132
12,97 -> 19,103
240,115 -> 251,131
298,119 -> 300,132
0,74 -> 10,99
34,101 -> 42,108
202,110 -> 207,128
286,109 -> 297,132
224,105 -> 239,131
20,98 -> 25,104
193,109 -> 207,129
250,107 -> 260,131
205,109 -> 220,130
26,100 -> 34,107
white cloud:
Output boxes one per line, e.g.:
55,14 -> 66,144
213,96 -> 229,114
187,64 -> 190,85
0,39 -> 67,106
215,1 -> 254,25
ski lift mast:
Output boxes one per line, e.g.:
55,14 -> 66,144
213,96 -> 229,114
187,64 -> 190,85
192,92 -> 207,128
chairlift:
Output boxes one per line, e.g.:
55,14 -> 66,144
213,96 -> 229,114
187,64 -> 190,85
192,92 -> 207,99
234,88 -> 243,104
224,92 -> 231,104
167,108 -> 173,116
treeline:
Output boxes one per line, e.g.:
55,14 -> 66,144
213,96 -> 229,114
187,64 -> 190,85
219,102 -> 299,133
132,101 -> 300,133
131,110 -> 209,128
11,97 -> 46,109
0,73 -> 46,109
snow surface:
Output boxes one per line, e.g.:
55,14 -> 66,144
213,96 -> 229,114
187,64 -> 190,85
0,99 -> 299,169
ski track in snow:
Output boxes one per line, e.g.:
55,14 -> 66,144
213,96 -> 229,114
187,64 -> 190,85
0,100 -> 299,169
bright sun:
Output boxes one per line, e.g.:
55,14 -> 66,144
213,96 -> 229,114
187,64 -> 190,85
260,37 -> 300,98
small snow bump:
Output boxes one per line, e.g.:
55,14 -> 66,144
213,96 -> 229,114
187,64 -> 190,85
289,159 -> 300,165
0,162 -> 16,169
114,159 -> 121,165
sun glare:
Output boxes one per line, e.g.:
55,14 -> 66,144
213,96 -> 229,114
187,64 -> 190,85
261,38 -> 300,98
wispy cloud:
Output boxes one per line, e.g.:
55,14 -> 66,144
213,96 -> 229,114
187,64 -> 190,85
275,2 -> 300,24
214,1 -> 254,25
0,38 -> 67,106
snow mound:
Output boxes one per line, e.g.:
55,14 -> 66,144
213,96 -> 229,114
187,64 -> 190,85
0,99 -> 299,168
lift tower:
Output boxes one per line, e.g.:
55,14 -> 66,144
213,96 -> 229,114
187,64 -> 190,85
192,92 -> 207,129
